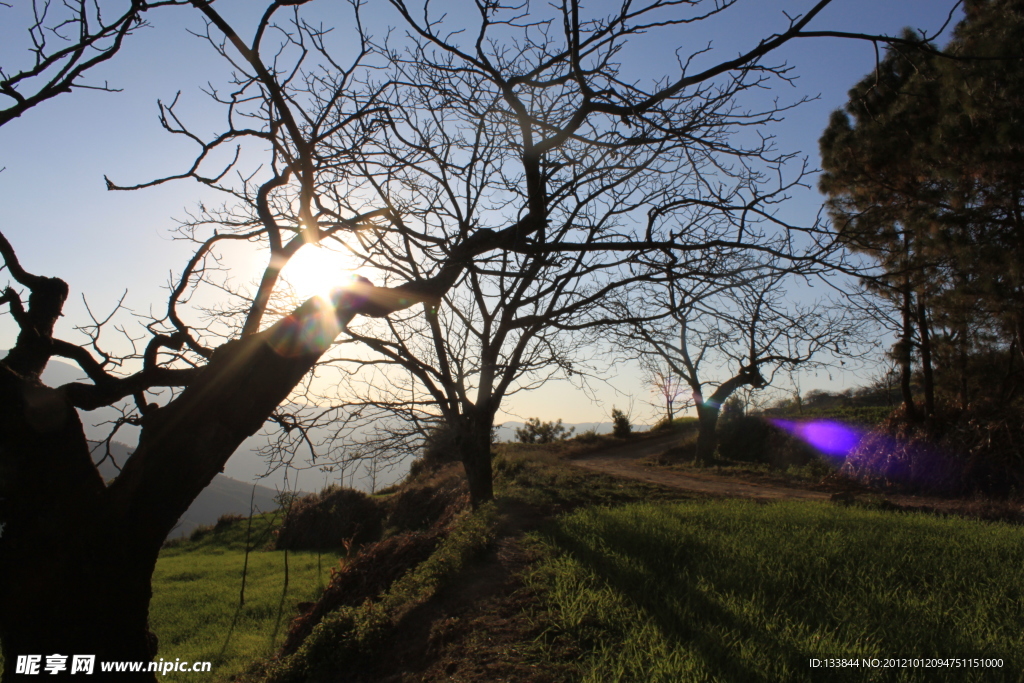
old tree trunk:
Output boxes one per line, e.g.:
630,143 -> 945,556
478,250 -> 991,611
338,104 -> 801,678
691,367 -> 766,466
453,408 -> 497,507
1,300 -> 347,679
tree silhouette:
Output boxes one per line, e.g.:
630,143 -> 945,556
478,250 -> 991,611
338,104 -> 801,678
820,0 -> 1024,411
608,258 -> 862,465
276,0 -> 882,501
0,0 -> 187,128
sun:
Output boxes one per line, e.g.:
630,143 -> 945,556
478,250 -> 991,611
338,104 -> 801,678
279,244 -> 357,302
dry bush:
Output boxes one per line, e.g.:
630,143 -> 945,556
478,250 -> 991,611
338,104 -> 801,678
278,528 -> 446,657
215,513 -> 246,531
277,474 -> 469,658
274,486 -> 385,551
407,425 -> 464,479
384,475 -> 469,534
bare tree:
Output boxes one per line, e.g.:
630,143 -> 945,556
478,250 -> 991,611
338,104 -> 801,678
0,0 -> 185,128
0,0 -> 535,674
276,0 -> 877,502
608,257 -> 866,465
645,363 -> 688,426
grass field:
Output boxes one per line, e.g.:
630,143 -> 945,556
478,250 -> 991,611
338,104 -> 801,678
528,498 -> 1024,683
152,515 -> 343,681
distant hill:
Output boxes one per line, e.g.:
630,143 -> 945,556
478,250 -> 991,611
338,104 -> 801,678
495,420 -> 649,443
91,441 -> 282,539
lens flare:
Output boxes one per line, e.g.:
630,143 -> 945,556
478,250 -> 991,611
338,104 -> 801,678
769,419 -> 864,457
268,295 -> 343,358
770,417 -> 965,492
280,245 -> 357,303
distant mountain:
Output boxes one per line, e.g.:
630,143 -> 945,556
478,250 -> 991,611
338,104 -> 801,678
91,441 -> 282,539
173,474 -> 282,539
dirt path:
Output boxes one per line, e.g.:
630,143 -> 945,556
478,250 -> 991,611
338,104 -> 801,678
568,434 -> 1024,522
569,433 -> 831,501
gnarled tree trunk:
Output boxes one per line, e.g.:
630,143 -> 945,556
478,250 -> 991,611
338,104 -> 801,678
691,367 -> 765,467
0,215 -> 530,677
693,400 -> 721,466
452,409 -> 495,507
1,305 -> 344,680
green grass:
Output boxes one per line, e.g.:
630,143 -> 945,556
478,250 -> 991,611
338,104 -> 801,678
152,514 -> 343,681
529,499 -> 1024,683
653,456 -> 835,486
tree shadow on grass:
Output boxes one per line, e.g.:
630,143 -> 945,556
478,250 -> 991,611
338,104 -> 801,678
544,506 -> 1013,683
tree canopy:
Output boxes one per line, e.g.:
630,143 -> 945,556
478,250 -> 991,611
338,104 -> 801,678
820,0 -> 1024,412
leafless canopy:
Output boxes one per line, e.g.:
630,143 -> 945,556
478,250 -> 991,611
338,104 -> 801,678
0,0 -> 190,128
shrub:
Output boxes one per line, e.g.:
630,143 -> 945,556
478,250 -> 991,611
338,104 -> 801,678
651,417 -> 674,432
611,407 -> 632,438
383,476 -> 468,534
214,513 -> 245,531
408,424 -> 463,479
717,415 -> 817,468
841,404 -> 1024,496
275,486 -> 384,551
719,395 -> 745,423
515,417 -> 575,444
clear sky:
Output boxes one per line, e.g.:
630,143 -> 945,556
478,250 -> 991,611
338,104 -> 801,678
0,0 -> 962,428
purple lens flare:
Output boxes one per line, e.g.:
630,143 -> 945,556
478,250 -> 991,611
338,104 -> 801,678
770,417 -> 963,492
769,419 -> 865,457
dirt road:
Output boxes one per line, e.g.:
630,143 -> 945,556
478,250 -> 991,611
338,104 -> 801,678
568,433 -> 1024,522
568,432 -> 831,501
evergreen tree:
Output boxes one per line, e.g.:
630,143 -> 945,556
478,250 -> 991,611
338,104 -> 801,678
820,0 -> 1024,410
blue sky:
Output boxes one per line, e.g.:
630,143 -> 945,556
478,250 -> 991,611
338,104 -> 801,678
0,0 -> 963,426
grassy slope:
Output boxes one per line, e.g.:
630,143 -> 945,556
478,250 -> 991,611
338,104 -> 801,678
238,438 -> 1024,682
152,513 -> 343,681
8,430 -> 1022,682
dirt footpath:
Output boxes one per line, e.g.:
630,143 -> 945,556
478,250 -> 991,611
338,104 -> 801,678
568,433 -> 1024,522
568,433 -> 830,501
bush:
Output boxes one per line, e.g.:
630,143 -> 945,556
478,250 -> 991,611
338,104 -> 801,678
717,415 -> 817,468
841,404 -> 1024,496
383,476 -> 468,534
611,407 -> 632,438
516,417 -> 575,444
719,395 -> 745,423
214,513 -> 246,531
275,486 -> 384,551
408,424 -> 462,479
